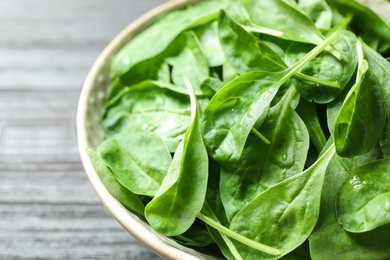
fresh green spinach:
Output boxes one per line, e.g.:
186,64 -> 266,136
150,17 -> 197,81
86,0 -> 390,258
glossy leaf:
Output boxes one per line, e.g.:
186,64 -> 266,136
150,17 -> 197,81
218,11 -> 340,94
111,0 -> 227,76
202,32 -> 338,165
363,43 -> 390,158
218,10 -> 286,74
102,80 -> 191,152
337,159 -> 390,232
97,132 -> 172,197
220,87 -> 309,220
165,31 -> 209,93
229,144 -> 335,259
296,99 -> 327,153
86,148 -> 145,216
119,56 -> 171,87
241,0 -> 325,44
202,160 -> 244,260
298,0 -> 332,30
202,71 -> 281,165
309,155 -> 390,259
328,0 -> 390,53
145,80 -> 209,236
334,40 -> 386,157
194,21 -> 225,67
284,30 -> 358,103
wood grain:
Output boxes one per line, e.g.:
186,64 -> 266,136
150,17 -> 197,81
0,0 -> 166,259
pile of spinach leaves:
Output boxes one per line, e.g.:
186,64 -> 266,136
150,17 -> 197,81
87,0 -> 390,259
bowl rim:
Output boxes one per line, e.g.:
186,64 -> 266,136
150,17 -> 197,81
76,0 -> 219,259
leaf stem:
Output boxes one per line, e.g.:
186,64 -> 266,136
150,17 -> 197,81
183,77 -> 197,125
294,73 -> 340,88
242,25 -> 283,37
197,212 -> 281,256
202,204 -> 244,260
251,127 -> 271,145
281,32 -> 339,84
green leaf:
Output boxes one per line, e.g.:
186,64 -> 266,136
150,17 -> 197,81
296,99 -> 327,153
298,0 -> 333,30
363,43 -> 390,158
284,30 -> 358,103
145,79 -> 209,236
218,10 -> 286,74
97,132 -> 172,197
165,31 -> 210,93
229,144 -> 335,259
86,148 -> 145,216
173,219 -> 214,247
334,40 -> 386,157
328,0 -> 390,53
111,0 -> 227,76
194,21 -> 225,67
102,80 -> 191,152
309,155 -> 390,260
218,10 -> 340,89
202,71 -> 282,165
119,56 -> 171,88
220,87 -> 309,220
337,159 -> 390,232
202,32 -> 338,165
241,0 -> 325,44
199,77 -> 225,98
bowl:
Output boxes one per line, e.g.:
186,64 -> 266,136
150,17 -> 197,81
76,0 -> 218,259
77,0 -> 390,259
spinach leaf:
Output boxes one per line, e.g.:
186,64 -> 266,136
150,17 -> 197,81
229,144 -> 335,259
203,160 -> 244,260
218,11 -> 340,92
202,32 -> 338,166
145,79 -> 209,236
298,0 -> 333,30
327,0 -> 390,53
296,99 -> 327,153
165,31 -> 209,93
309,155 -> 390,260
173,219 -> 214,247
86,148 -> 145,216
119,56 -> 171,88
111,0 -> 227,76
87,0 -> 390,257
336,158 -> 390,232
200,77 -> 225,98
284,30 -> 358,103
194,21 -> 225,67
218,10 -> 286,74
220,87 -> 309,221
241,0 -> 325,44
363,43 -> 390,158
97,131 -> 172,197
222,59 -> 238,82
202,71 -> 282,166
102,80 -> 191,152
334,40 -> 386,157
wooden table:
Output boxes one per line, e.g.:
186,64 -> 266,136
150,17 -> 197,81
0,1 -> 166,259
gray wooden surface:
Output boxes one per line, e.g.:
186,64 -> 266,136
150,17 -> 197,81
0,0 -> 167,259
